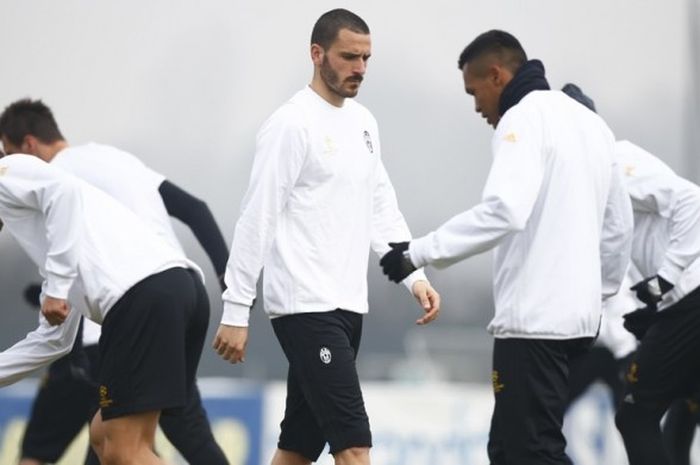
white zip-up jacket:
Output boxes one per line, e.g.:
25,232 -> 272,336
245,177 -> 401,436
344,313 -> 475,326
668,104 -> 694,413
409,90 -> 633,339
221,86 -> 427,326
616,140 -> 700,311
0,155 -> 196,386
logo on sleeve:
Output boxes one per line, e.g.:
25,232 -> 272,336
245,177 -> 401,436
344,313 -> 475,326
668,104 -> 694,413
503,132 -> 517,143
319,347 -> 332,364
363,130 -> 374,154
624,164 -> 636,177
0,166 -> 7,176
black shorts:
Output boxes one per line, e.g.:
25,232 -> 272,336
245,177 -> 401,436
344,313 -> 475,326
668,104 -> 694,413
21,342 -> 100,462
488,337 -> 592,465
271,309 -> 371,461
623,287 -> 700,408
98,267 -> 209,421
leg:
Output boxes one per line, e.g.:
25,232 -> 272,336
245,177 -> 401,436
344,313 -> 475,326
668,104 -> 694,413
615,301 -> 700,465
662,399 -> 697,465
159,276 -> 228,464
333,447 -> 370,465
489,338 -> 575,465
100,410 -> 163,465
159,384 -> 228,465
616,398 -> 669,465
271,310 -> 371,463
20,333 -> 98,465
270,449 -> 312,465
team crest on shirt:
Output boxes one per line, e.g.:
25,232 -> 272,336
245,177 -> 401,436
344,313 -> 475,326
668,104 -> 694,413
0,166 -> 7,176
319,346 -> 332,364
363,130 -> 374,154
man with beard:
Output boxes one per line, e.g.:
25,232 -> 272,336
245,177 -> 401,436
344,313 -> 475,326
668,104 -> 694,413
212,8 -> 440,465
380,31 -> 633,465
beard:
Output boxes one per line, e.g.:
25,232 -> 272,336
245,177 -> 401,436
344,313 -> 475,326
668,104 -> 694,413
320,56 -> 362,99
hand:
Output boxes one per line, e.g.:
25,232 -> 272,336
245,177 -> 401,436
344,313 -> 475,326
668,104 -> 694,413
212,324 -> 248,363
41,296 -> 70,326
630,275 -> 673,309
380,242 -> 417,283
412,280 -> 441,325
623,306 -> 657,340
23,283 -> 42,308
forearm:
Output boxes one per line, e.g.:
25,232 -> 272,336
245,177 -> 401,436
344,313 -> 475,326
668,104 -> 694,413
0,309 -> 81,387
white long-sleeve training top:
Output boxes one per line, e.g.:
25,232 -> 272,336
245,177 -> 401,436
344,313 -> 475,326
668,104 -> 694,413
0,155 -> 197,386
222,86 -> 426,326
409,90 -> 633,339
616,140 -> 700,310
50,143 -> 189,345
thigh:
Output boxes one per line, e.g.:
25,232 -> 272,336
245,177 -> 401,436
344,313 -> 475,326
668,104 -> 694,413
272,311 -> 371,458
490,338 -> 572,465
624,309 -> 700,407
98,268 -> 195,420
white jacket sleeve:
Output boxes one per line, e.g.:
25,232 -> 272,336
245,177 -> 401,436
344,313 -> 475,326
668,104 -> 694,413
221,109 -> 307,326
409,109 -> 544,268
0,309 -> 81,387
627,166 -> 700,285
600,161 -> 634,298
370,160 -> 427,289
0,156 -> 82,298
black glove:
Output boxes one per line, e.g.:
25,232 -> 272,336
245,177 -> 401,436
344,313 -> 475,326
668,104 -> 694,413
623,306 -> 657,340
23,283 -> 42,309
630,275 -> 673,309
380,242 -> 416,283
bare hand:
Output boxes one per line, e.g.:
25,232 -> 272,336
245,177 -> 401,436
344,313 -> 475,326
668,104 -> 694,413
411,280 -> 441,325
212,324 -> 249,363
41,296 -> 70,326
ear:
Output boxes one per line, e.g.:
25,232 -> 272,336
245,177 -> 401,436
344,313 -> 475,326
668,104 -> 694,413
310,43 -> 324,66
21,134 -> 37,153
493,65 -> 514,88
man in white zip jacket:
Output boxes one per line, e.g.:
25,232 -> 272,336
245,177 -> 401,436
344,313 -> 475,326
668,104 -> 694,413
380,31 -> 633,465
0,154 -> 208,465
212,8 -> 440,465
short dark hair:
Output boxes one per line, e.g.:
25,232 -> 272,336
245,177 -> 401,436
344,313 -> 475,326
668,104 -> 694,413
311,8 -> 370,49
0,99 -> 64,146
457,30 -> 527,73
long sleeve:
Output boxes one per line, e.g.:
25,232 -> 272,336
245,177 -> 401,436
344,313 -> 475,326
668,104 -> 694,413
409,112 -> 544,269
628,171 -> 700,285
0,308 -> 81,387
600,161 -> 634,298
0,156 -> 82,298
370,161 -> 427,288
220,109 -> 307,326
159,180 -> 229,289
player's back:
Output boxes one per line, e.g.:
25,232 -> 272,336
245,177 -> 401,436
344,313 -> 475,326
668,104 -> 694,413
52,143 -> 183,253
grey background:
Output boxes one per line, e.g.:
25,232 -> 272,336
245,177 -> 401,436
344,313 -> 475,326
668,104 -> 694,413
0,0 -> 698,383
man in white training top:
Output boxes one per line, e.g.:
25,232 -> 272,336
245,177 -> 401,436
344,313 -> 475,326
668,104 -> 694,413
213,8 -> 440,465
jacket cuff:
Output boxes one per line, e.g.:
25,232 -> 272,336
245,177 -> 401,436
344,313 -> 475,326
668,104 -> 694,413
658,259 -> 683,287
43,274 -> 73,300
402,268 -> 428,291
408,234 -> 432,269
221,301 -> 251,327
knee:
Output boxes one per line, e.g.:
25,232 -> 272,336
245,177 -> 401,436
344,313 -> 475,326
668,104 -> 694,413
334,446 -> 370,465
